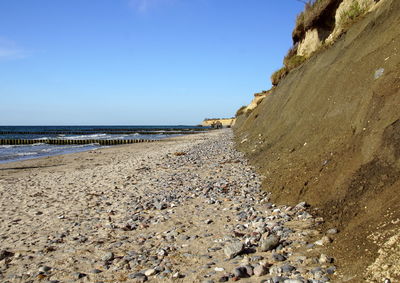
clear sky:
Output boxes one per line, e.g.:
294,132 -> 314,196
0,0 -> 304,125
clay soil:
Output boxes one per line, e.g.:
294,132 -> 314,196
234,0 -> 400,281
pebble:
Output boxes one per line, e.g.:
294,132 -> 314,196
244,264 -> 253,276
128,272 -> 148,282
224,241 -> 244,259
326,266 -> 336,274
172,272 -> 184,278
232,266 -> 248,278
254,264 -> 268,276
144,268 -> 156,276
281,264 -> 296,273
315,236 -> 332,246
154,202 -> 167,210
319,254 -> 333,264
0,250 -> 14,261
272,276 -> 287,283
260,234 -> 280,252
326,228 -> 338,235
272,253 -> 286,262
73,272 -> 87,279
101,252 -> 114,262
38,266 -> 51,273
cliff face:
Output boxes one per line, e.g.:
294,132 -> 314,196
296,0 -> 382,58
234,0 -> 400,281
201,118 -> 235,127
237,90 -> 272,116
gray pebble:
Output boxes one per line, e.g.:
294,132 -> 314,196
73,272 -> 87,279
326,228 -> 338,235
281,264 -> 296,273
260,234 -> 280,252
272,253 -> 287,262
38,266 -> 51,273
232,266 -> 248,278
101,252 -> 114,262
224,241 -> 244,259
254,264 -> 268,276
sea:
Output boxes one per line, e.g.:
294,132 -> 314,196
0,126 -> 206,164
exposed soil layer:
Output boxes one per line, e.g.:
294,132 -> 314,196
234,0 -> 400,281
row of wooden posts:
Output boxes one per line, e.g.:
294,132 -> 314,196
0,139 -> 157,146
0,131 -> 205,135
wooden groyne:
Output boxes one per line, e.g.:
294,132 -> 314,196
0,139 -> 156,146
0,131 -> 207,135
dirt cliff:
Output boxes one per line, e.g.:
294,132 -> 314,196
234,0 -> 400,281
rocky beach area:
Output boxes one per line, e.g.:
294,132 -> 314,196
0,129 -> 339,283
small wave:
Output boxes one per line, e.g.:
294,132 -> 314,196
15,152 -> 38,156
40,144 -> 97,152
0,145 -> 16,149
65,133 -> 108,140
0,144 -> 44,149
41,148 -> 55,152
32,143 -> 46,146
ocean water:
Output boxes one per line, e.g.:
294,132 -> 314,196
0,126 -> 205,164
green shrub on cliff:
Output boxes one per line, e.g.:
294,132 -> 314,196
339,1 -> 366,27
293,0 -> 339,43
284,45 -> 306,70
271,67 -> 288,86
270,41 -> 306,87
236,106 -> 247,117
285,55 -> 306,70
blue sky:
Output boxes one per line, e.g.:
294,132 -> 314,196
0,0 -> 304,125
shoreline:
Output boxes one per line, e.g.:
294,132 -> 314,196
0,129 -> 336,282
0,134 -> 193,179
0,133 -> 189,167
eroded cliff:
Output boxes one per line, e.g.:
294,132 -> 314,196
234,0 -> 400,281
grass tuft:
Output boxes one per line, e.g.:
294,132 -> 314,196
283,45 -> 306,70
339,0 -> 366,28
235,106 -> 247,117
293,0 -> 339,43
271,67 -> 288,86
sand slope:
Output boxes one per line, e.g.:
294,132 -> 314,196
234,0 -> 400,281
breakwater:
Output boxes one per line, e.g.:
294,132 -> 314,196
0,139 -> 156,146
0,131 -> 205,135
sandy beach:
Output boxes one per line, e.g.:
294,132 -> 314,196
0,129 -> 337,283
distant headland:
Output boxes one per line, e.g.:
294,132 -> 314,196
200,118 -> 235,128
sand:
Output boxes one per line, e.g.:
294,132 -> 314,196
0,130 -> 336,283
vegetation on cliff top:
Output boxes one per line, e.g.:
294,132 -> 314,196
292,0 -> 340,43
235,106 -> 248,117
339,0 -> 368,27
271,45 -> 306,86
272,0 -> 371,86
